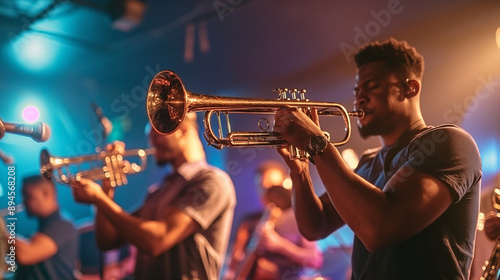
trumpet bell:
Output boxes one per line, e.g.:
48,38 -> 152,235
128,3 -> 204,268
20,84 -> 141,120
147,71 -> 188,134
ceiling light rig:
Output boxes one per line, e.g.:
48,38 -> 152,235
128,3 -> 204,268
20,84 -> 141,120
108,0 -> 146,32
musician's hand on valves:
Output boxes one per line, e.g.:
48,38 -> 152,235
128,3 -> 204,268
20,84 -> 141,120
70,177 -> 106,204
484,211 -> 500,241
273,106 -> 323,151
107,141 -> 126,155
101,141 -> 128,197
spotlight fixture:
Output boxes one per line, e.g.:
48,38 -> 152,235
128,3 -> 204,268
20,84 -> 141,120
108,0 -> 146,32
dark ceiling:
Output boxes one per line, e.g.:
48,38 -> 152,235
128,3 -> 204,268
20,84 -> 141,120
1,0 -> 500,235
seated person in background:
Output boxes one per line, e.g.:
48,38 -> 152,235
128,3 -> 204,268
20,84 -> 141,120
470,175 -> 500,279
0,218 -> 7,279
482,183 -> 500,244
224,161 -> 323,280
485,211 -> 500,240
15,174 -> 79,280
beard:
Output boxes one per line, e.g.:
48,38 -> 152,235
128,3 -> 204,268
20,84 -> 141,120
155,150 -> 176,166
357,115 -> 392,139
358,122 -> 379,139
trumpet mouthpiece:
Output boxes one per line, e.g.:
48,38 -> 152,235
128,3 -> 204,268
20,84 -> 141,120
356,109 -> 365,120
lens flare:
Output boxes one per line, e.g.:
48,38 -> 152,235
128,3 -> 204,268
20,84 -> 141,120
22,106 -> 40,123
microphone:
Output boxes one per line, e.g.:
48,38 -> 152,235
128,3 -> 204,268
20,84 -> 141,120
0,121 -> 51,142
91,102 -> 113,138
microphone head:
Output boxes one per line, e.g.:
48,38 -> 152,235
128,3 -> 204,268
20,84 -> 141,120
33,122 -> 51,142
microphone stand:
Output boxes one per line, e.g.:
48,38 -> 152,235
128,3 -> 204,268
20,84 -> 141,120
90,103 -> 112,280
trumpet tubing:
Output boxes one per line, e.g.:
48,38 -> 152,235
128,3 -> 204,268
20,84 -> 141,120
146,70 -> 363,158
40,148 -> 155,187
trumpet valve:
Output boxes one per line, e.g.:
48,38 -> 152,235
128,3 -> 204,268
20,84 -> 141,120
299,89 -> 307,100
273,88 -> 288,100
291,88 -> 298,100
273,88 -> 307,101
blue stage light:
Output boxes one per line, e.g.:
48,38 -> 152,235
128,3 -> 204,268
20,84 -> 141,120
11,34 -> 58,71
481,139 -> 499,177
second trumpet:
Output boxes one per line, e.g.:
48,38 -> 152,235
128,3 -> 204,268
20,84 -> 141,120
40,148 -> 155,187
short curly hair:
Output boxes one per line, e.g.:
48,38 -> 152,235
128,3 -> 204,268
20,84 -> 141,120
354,38 -> 424,79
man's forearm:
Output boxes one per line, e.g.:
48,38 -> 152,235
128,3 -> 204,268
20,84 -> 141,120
94,182 -> 126,250
93,193 -> 167,255
291,169 -> 333,240
95,208 -> 126,250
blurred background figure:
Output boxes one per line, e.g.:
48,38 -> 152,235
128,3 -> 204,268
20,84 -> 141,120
223,160 -> 323,280
471,173 -> 500,279
70,112 -> 237,280
0,218 -> 6,280
15,174 -> 79,280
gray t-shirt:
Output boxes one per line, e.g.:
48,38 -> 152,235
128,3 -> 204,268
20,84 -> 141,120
15,210 -> 78,280
134,160 -> 236,280
352,122 -> 482,280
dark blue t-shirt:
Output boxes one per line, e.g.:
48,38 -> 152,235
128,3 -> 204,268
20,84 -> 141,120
352,121 -> 482,280
15,210 -> 79,280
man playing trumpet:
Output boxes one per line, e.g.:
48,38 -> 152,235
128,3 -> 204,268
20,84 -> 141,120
70,113 -> 237,280
273,38 -> 482,279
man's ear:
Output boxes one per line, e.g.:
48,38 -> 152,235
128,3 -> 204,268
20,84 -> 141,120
177,125 -> 190,138
405,79 -> 420,97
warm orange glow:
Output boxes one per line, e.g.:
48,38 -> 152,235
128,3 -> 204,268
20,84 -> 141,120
342,148 -> 359,170
497,27 -> 500,49
261,168 -> 286,189
282,178 -> 293,190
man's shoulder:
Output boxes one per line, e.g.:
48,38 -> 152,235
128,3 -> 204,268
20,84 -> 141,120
420,123 -> 471,136
40,214 -> 78,246
413,124 -> 478,148
188,165 -> 236,197
46,219 -> 77,236
193,164 -> 233,184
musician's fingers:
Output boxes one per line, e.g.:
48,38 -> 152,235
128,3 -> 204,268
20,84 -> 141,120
310,108 -> 320,127
114,141 -> 126,154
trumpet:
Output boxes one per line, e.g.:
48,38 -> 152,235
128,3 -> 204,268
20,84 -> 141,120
146,70 -> 364,159
40,148 -> 155,187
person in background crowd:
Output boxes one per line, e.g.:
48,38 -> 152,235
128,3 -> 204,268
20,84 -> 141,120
224,160 -> 323,280
15,174 -> 79,280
